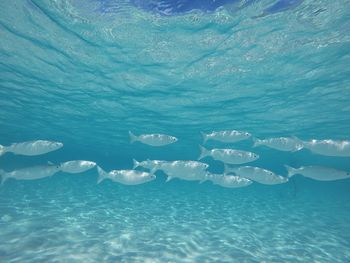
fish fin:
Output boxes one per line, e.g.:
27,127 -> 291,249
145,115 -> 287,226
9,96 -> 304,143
47,161 -> 54,165
0,145 -> 7,156
284,165 -> 298,178
129,131 -> 138,144
252,138 -> 262,147
200,131 -> 208,144
150,167 -> 158,174
132,159 -> 140,169
198,145 -> 209,160
165,176 -> 173,182
0,170 -> 8,186
224,164 -> 233,174
199,179 -> 207,184
96,166 -> 107,184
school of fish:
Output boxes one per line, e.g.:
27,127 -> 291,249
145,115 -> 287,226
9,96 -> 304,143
0,130 -> 350,188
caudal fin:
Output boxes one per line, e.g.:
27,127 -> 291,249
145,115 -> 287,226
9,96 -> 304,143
0,169 -> 8,185
224,164 -> 234,175
198,145 -> 209,160
284,165 -> 298,178
97,166 -> 108,184
133,159 -> 140,169
200,132 -> 208,144
0,145 -> 6,156
165,176 -> 173,183
252,138 -> 262,148
129,131 -> 138,144
199,173 -> 210,184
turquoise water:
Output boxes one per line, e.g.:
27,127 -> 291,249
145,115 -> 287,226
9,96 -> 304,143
1,0 -> 350,262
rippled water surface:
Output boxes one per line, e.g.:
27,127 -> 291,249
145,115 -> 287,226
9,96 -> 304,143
1,0 -> 350,262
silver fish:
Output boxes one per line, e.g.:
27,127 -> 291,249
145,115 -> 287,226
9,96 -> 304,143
198,145 -> 259,164
207,173 -> 252,188
225,165 -> 288,185
132,159 -> 167,170
60,160 -> 96,174
155,160 -> 209,182
0,164 -> 61,185
285,165 -> 350,181
253,137 -> 303,152
97,166 -> 156,185
0,140 -> 63,156
303,139 -> 350,157
201,130 -> 251,144
129,131 -> 177,146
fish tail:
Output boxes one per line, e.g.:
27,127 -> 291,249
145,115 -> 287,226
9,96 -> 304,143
165,175 -> 173,182
200,131 -> 208,144
128,131 -> 138,144
150,165 -> 160,174
198,145 -> 209,160
0,170 -> 8,185
224,164 -> 233,175
0,145 -> 7,156
96,166 -> 107,184
252,138 -> 262,147
285,165 -> 298,178
132,159 -> 140,169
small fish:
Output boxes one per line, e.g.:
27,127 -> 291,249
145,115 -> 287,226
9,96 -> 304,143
132,159 -> 166,170
198,145 -> 259,164
253,137 -> 303,152
201,130 -> 251,144
285,165 -> 350,181
225,165 -> 288,185
155,160 -> 209,182
60,160 -> 96,174
0,163 -> 61,185
207,173 -> 252,188
97,166 -> 156,185
129,131 -> 177,146
0,140 -> 63,156
302,139 -> 350,157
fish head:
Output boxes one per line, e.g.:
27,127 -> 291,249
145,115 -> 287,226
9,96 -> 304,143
170,136 -> 178,143
243,178 -> 253,186
51,141 -> 64,150
54,164 -> 61,171
203,163 -> 209,169
244,132 -> 252,138
145,172 -> 157,181
266,170 -> 274,176
252,153 -> 259,160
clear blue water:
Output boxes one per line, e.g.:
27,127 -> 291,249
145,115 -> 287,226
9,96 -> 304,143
1,0 -> 350,262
